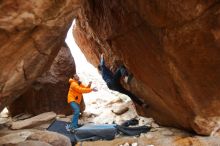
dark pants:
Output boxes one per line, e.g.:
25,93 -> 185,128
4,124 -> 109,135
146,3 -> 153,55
107,66 -> 143,106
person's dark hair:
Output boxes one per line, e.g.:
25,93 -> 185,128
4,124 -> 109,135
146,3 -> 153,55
97,65 -> 101,71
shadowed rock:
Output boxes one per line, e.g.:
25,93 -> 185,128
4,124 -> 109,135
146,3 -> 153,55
0,0 -> 81,112
8,45 -> 78,116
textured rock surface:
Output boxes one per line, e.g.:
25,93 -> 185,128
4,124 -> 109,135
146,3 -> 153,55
73,23 -> 101,65
1,79 -> 220,146
6,140 -> 52,146
0,130 -> 71,146
11,112 -> 56,130
27,131 -> 71,146
12,140 -> 52,146
111,105 -> 129,115
0,0 -> 80,112
73,0 -> 220,134
8,45 -> 77,116
0,131 -> 33,145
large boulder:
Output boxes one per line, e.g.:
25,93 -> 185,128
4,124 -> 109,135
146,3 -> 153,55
11,112 -> 56,130
8,45 -> 77,116
27,131 -> 71,146
73,0 -> 220,135
0,0 -> 81,112
0,130 -> 71,146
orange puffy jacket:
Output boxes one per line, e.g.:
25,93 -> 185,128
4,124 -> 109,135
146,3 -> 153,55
67,78 -> 92,104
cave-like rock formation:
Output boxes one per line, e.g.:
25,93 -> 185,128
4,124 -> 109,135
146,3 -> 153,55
0,0 -> 80,111
1,0 -> 220,136
8,45 -> 82,116
73,0 -> 220,135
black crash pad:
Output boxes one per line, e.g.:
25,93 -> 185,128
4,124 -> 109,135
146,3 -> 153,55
47,120 -> 76,142
47,120 -> 150,143
47,120 -> 117,143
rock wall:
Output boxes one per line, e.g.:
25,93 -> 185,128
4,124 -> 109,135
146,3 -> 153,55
1,0 -> 220,135
73,0 -> 220,135
8,45 -> 79,116
0,0 -> 80,111
73,23 -> 101,66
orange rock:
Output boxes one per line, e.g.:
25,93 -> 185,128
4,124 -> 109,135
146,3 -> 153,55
73,0 -> 220,134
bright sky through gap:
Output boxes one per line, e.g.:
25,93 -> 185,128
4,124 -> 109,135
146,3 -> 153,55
65,20 -> 108,101
65,20 -> 97,75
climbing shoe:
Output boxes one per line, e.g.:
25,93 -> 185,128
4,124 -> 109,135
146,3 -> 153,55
78,123 -> 84,127
65,124 -> 77,133
121,118 -> 139,127
65,124 -> 72,132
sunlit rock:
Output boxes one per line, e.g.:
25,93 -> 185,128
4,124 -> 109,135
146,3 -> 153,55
112,106 -> 129,115
27,131 -> 71,146
11,112 -> 56,130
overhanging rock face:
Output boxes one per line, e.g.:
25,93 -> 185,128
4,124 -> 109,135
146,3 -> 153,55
0,0 -> 80,111
73,0 -> 220,135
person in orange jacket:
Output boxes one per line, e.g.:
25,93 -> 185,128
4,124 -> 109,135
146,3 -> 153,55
66,74 -> 97,132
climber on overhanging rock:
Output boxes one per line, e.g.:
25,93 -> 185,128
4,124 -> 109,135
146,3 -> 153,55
98,53 -> 148,108
66,74 -> 98,132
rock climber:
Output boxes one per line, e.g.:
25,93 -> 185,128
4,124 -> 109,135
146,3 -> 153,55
98,53 -> 148,108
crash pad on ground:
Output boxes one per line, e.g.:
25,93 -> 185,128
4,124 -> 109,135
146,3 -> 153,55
47,120 -> 150,143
